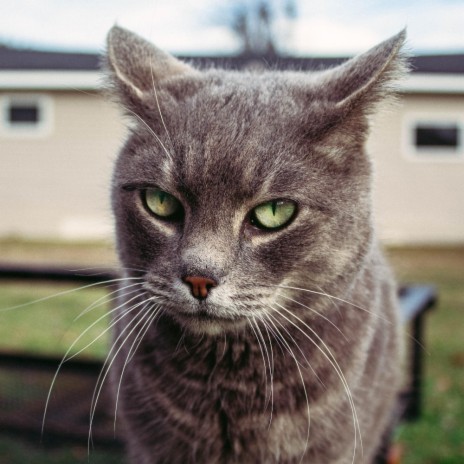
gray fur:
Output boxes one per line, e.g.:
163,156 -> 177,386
104,25 -> 406,464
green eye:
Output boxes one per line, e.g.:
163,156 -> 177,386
251,200 -> 297,230
144,188 -> 182,218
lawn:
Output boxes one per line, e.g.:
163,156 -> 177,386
0,283 -> 109,358
0,240 -> 462,463
387,247 -> 464,464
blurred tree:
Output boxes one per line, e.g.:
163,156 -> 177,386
219,0 -> 297,55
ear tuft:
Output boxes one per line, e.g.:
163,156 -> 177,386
319,30 -> 408,114
104,25 -> 195,103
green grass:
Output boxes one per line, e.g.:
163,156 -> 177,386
0,240 -> 463,463
0,283 -> 109,358
387,247 -> 464,463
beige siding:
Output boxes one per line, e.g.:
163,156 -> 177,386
0,90 -> 125,238
370,94 -> 464,244
1,89 -> 463,244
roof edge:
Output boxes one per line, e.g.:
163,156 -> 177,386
402,73 -> 464,94
0,71 -> 101,90
0,70 -> 463,94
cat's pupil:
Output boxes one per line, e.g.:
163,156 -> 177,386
271,201 -> 277,216
144,188 -> 181,219
252,199 -> 296,230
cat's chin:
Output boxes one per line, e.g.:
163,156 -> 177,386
170,311 -> 248,336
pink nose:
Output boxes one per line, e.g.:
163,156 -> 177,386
183,276 -> 217,299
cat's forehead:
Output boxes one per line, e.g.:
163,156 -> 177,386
174,69 -> 306,115
172,75 -> 308,196
124,71 -> 309,199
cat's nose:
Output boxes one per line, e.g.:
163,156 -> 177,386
183,275 -> 217,300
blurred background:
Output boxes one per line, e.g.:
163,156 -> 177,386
0,1 -> 463,463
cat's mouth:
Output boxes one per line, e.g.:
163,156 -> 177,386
178,307 -> 241,323
171,307 -> 248,335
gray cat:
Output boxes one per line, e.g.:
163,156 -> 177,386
103,25 -> 406,464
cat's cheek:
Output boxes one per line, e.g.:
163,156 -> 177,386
240,242 -> 294,284
243,220 -> 314,272
115,208 -> 177,267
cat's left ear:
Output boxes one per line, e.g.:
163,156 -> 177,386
104,25 -> 196,104
317,30 -> 408,115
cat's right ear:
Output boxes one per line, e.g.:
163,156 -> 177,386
104,25 -> 196,106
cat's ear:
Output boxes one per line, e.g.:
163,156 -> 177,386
318,30 -> 407,114
104,25 -> 195,103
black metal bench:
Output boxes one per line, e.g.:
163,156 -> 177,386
0,264 -> 437,453
398,284 -> 437,421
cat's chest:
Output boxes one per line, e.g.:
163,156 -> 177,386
124,322 -> 362,463
138,329 -> 327,420
136,351 -> 308,459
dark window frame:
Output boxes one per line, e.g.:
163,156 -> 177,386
414,124 -> 460,150
0,94 -> 53,138
8,104 -> 41,124
405,116 -> 464,160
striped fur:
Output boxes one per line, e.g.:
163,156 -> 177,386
105,26 -> 406,463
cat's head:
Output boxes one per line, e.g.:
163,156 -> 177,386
104,26 -> 406,335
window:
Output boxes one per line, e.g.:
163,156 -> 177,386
9,104 -> 40,124
0,94 -> 53,138
415,124 -> 459,150
404,114 -> 464,161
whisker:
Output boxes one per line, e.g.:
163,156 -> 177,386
74,282 -> 145,321
127,306 -> 165,365
41,291 -> 146,436
254,317 -> 276,428
124,107 -> 173,163
262,311 -> 325,388
261,311 -> 311,464
266,283 -> 390,323
69,265 -> 148,276
113,304 -> 164,432
270,302 -> 362,463
65,293 -> 146,363
149,58 -> 173,148
314,284 -> 341,314
279,294 -> 348,341
249,317 -> 273,415
174,329 -> 187,355
88,297 -> 156,451
1,276 -> 143,313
